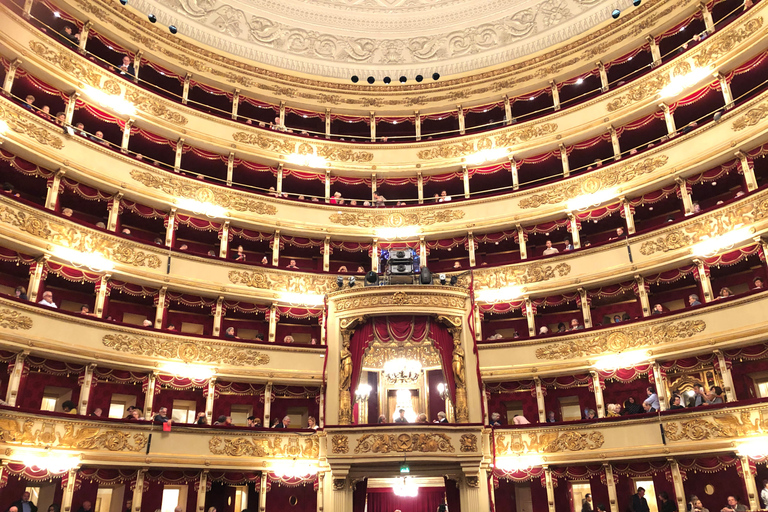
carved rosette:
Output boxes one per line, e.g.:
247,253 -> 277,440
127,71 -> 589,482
331,435 -> 349,454
102,333 -> 270,366
460,434 -> 478,452
329,209 -> 465,228
535,320 -> 706,360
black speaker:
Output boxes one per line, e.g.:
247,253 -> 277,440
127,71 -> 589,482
365,271 -> 378,284
420,267 -> 432,285
390,248 -> 414,263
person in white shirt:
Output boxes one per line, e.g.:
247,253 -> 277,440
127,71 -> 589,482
542,240 -> 559,256
440,190 -> 452,202
643,385 -> 661,412
38,291 -> 57,308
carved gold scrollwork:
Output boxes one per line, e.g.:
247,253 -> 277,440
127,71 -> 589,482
331,435 -> 349,454
535,320 -> 706,360
692,17 -> 764,68
329,209 -> 464,228
354,433 -> 455,453
232,132 -> 296,154
102,333 -> 270,366
124,90 -> 188,125
0,418 -> 147,451
606,74 -> 671,112
460,434 -> 478,452
0,308 -> 33,330
732,100 -> 768,131
28,41 -> 102,87
334,291 -> 466,312
495,430 -> 604,455
209,435 -> 319,458
663,411 -> 763,441
0,105 -> 64,149
229,270 -> 335,294
474,262 -> 571,290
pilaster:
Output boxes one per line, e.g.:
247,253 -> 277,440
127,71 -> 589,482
597,61 -> 609,92
693,258 -> 713,302
323,236 -> 330,272
94,274 -> 111,318
219,221 -> 230,259
155,286 -> 167,328
226,152 -> 235,187
503,94 -> 512,124
647,35 -> 661,67
735,151 -> 757,191
212,296 -> 224,337
231,89 -> 240,120
510,157 -> 520,190
458,105 -> 465,135
417,172 -> 424,204
78,363 -> 96,415
268,303 -> 278,342
621,197 -> 636,234
524,296 -> 536,337
263,382 -> 273,427
182,73 -> 191,104
5,351 -> 29,406
463,166 -> 471,198
609,126 -> 621,160
579,287 -> 592,329
369,112 -> 376,142
45,168 -> 65,211
2,59 -> 22,93
714,350 -> 737,401
559,143 -> 570,178
651,361 -> 668,411
165,208 -> 177,247
144,372 -> 157,419
667,459 -> 686,512
534,377 -> 546,423
468,232 -> 476,267
415,111 -> 421,141
635,274 -> 651,317
197,471 -> 209,512
603,463 -> 619,512
738,455 -> 760,511
676,178 -> 694,215
205,378 -> 217,420
516,224 -> 527,260
121,118 -> 134,151
659,103 -> 676,135
174,138 -> 185,170
61,467 -> 79,512
272,229 -> 281,266
107,193 -> 123,231
550,80 -> 560,111
568,213 -> 581,249
591,371 -> 604,417
544,466 -> 556,512
65,92 -> 79,125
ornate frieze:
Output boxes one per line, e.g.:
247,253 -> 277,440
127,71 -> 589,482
606,74 -> 671,112
130,170 -> 277,215
209,434 -> 319,458
315,145 -> 374,163
692,17 -> 764,68
232,132 -> 297,154
473,262 -> 571,290
102,333 -> 270,366
0,417 -> 148,452
28,41 -> 102,87
518,156 -> 668,209
334,291 -> 466,312
535,320 -> 706,360
459,433 -> 478,452
354,432 -> 455,453
329,209 -> 464,228
663,410 -> 764,441
732,100 -> 768,131
0,105 -> 64,149
416,125 -> 556,160
124,90 -> 188,125
494,123 -> 559,148
0,308 -> 33,330
363,342 -> 442,369
495,430 -> 604,455
0,204 -> 162,269
228,270 -> 336,294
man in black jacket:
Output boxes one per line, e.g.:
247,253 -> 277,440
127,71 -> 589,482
10,492 -> 38,512
630,487 -> 650,512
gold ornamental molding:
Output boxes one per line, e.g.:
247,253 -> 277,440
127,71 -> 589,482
663,410 -> 765,441
333,290 -> 467,312
640,195 -> 768,255
228,270 -> 336,294
0,105 -> 63,149
607,75 -> 671,112
0,417 -> 148,452
473,262 -> 571,290
209,435 -> 319,458
363,341 -> 442,370
518,155 -> 669,209
0,203 -> 162,269
692,17 -> 764,68
124,90 -> 188,126
329,209 -> 465,228
494,430 -> 605,456
102,333 -> 270,366
732,99 -> 768,131
535,319 -> 706,360
28,40 -> 102,87
331,435 -> 349,454
130,170 -> 277,215
353,433 -> 455,454
460,433 -> 478,453
0,308 -> 33,330
416,124 -> 557,160
232,132 -> 298,154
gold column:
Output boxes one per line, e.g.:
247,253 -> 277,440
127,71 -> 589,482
78,364 -> 95,415
62,467 -> 79,512
26,255 -> 48,303
458,105 -> 465,135
415,110 -> 421,141
524,296 -> 536,337
568,213 -> 581,249
143,372 -> 157,419
78,21 -> 91,52
647,35 -> 661,67
714,350 -> 737,401
279,101 -> 286,126
371,173 -> 377,201
371,238 -> 379,273
121,118 -> 134,151
132,470 -> 147,512
132,51 -> 142,83
338,330 -> 353,425
268,303 -> 278,342
608,125 -> 621,160
272,229 -> 280,267
2,59 -> 22,93
174,138 -> 184,170
370,112 -> 376,142
263,382 -> 273,426
65,92 -> 78,126
155,287 -> 167,328
463,166 -> 471,199
205,377 -> 217,421
651,361 -> 667,411
597,61 -> 609,92
693,258 -> 714,302
259,470 -> 269,512
579,288 -> 592,328
107,193 -> 123,231
510,157 -> 520,190
417,172 -> 424,204
559,143 -> 570,178
716,72 -> 734,109
219,221 -> 230,259
468,232 -> 476,267
738,455 -> 760,511
591,371 -> 604,417
325,170 -> 331,202
544,466 -> 557,512
448,322 -> 469,423
635,274 -> 651,317
323,236 -> 330,272
667,459 -> 686,512
231,89 -> 240,120
534,377 -> 546,423
481,383 -> 490,425
659,103 -> 676,135
226,152 -> 235,187
316,472 -> 325,512
503,94 -> 512,124
94,274 -> 110,318
22,0 -> 33,17
45,168 -> 65,211
197,471 -> 209,512
621,197 -> 636,234
325,108 -> 331,139
516,224 -> 527,260
735,151 -> 757,192
550,80 -> 560,111
165,208 -> 177,247
700,2 -> 715,33
182,73 -> 191,104
212,296 -> 224,337
603,463 -> 619,512
419,236 -> 427,269
676,178 -> 694,215
276,164 -> 284,196
5,351 -> 29,406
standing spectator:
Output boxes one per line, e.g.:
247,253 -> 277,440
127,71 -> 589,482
630,487 -> 650,512
581,493 -> 593,512
11,492 -> 38,512
643,386 -> 660,412
14,286 -> 28,300
692,383 -> 708,406
60,25 -> 80,46
118,55 -> 135,77
275,415 -> 291,428
563,237 -> 574,251
439,190 -> 452,202
23,95 -> 36,110
286,259 -> 299,269
489,412 -> 502,427
394,409 -> 408,423
658,492 -> 675,512
234,245 -> 246,261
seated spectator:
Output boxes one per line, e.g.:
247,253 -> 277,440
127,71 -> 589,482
62,400 -> 77,414
286,259 -> 299,269
651,303 -> 663,315
374,193 -> 386,207
118,55 -> 135,77
356,266 -> 365,273
569,318 -> 584,330
613,315 -> 622,324
73,122 -> 87,136
283,335 -> 294,343
38,290 -> 57,308
247,416 -> 262,427
167,323 -> 177,331
60,25 -> 80,45
14,286 -> 28,300
179,244 -> 189,251
307,416 -> 319,429
275,415 -> 290,428
225,327 -> 239,339
584,409 -> 596,419
90,408 -> 102,417
195,412 -> 208,425
486,332 -> 503,340
129,409 -> 144,420
542,240 -> 559,255
213,415 -> 232,426
546,411 -> 556,423
234,245 -> 246,261
2,182 -> 20,197
377,414 -> 387,423
61,207 -> 74,217
563,237 -> 574,251
692,498 -> 709,512
512,414 -> 530,424
90,131 -> 108,145
142,319 -> 153,327
207,249 -> 216,257
439,190 -> 452,202
610,227 -> 625,240
707,386 -> 725,404
453,261 -> 461,269
23,95 -> 36,111
39,105 -> 51,119
416,413 -> 428,423
330,191 -> 342,204
623,397 -> 642,415
338,266 -> 348,273
688,294 -> 701,306
753,277 -> 764,290
433,194 -> 440,202
154,407 -> 172,424
720,495 -> 747,512
538,325 -> 549,335
644,386 -> 660,412
669,394 -> 685,410
606,404 -> 620,417
489,412 -> 502,427
556,322 -> 567,333
715,287 -> 733,299
122,228 -> 132,236
80,305 -> 93,316
261,254 -> 269,265
434,412 -> 448,424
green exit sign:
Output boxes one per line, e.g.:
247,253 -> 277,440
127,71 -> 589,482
400,463 -> 410,474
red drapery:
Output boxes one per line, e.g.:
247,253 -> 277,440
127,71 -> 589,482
365,487 -> 446,512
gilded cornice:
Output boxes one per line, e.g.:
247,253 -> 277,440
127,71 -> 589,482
534,319 -> 706,360
328,209 -> 465,228
663,409 -> 765,441
102,333 -> 271,366
0,104 -> 64,149
494,430 -> 605,456
330,288 -> 468,313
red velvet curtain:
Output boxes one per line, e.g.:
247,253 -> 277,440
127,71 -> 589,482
352,478 -> 368,512
366,487 -> 445,512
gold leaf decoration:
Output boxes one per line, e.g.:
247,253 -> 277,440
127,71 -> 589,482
102,333 -> 270,366
209,435 -> 319,457
495,430 -> 604,455
417,141 -> 475,160
535,320 -> 706,360
460,434 -> 478,452
474,262 -> 571,290
732,101 -> 768,132
329,209 -> 464,228
0,105 -> 64,149
316,146 -> 374,163
124,90 -> 188,125
519,156 -> 668,209
494,123 -> 559,148
0,418 -> 147,452
692,17 -> 764,68
229,270 -> 336,294
606,74 -> 671,112
663,411 -> 762,441
130,170 -> 277,215
28,41 -> 102,87
331,435 -> 349,454
0,308 -> 33,330
354,433 -> 455,453
334,291 -> 465,312
232,132 -> 296,154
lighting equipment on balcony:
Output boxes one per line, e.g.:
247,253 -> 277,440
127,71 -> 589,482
383,358 -> 422,383
495,454 -> 544,472
465,147 -> 508,166
279,292 -> 325,307
270,459 -> 319,479
286,152 -> 328,169
176,197 -> 228,219
593,349 -> 649,371
393,477 -> 419,497
52,246 -> 114,273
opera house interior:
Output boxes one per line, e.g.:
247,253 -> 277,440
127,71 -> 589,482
2,0 -> 768,510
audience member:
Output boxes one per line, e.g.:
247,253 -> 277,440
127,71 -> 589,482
643,386 -> 660,412
623,397 -> 642,415
234,245 -> 246,261
613,315 -> 622,324
75,502 -> 92,512
80,305 -> 93,316
225,327 -> 239,339
753,277 -> 764,290
489,412 -> 502,427
570,318 -> 584,330
630,487 -> 649,512
716,287 -> 733,299
275,415 -> 291,428
23,95 -> 36,111
38,290 -> 57,308
691,498 -> 709,512
610,227 -> 625,240
213,415 -> 233,426
142,319 -> 153,327
167,324 -> 177,331
62,400 -> 77,414
707,386 -> 724,404
435,411 -> 448,423
659,492 -> 675,512
556,322 -> 567,333
416,413 -> 428,423
563,238 -> 574,251
307,416 -> 319,429
542,240 -> 559,255
669,394 -> 685,410
720,495 -> 746,512
652,304 -> 663,315
692,383 -> 707,406
394,409 -> 408,423
760,479 -> 768,509
377,415 -> 387,423
581,493 -> 593,512
60,25 -> 80,45
286,259 -> 299,269
154,407 -> 172,424
546,411 -> 557,423
539,325 -> 549,335
195,412 -> 208,425
513,414 -> 530,424
118,55 -> 135,77
338,265 -> 348,273
14,286 -> 28,300
606,404 -> 620,417
11,491 -> 38,512
439,190 -> 452,202
688,294 -> 701,306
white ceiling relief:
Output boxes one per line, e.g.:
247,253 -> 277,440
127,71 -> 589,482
138,0 -> 623,79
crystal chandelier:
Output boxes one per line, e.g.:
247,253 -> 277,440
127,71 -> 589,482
393,477 -> 419,498
383,358 -> 422,383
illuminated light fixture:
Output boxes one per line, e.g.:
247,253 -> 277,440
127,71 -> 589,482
160,362 -> 215,380
576,78 -> 584,85
393,477 -> 419,498
465,147 -> 508,166
83,85 -> 136,116
169,25 -> 177,34
566,188 -> 616,212
286,152 -> 327,169
0,119 -> 9,134
355,383 -> 372,401
52,246 -> 114,273
736,437 -> 768,458
691,227 -> 752,257
475,286 -> 522,304
594,349 -> 649,371
659,67 -> 712,99
436,382 -> 449,400
270,460 -> 319,479
376,226 -> 422,240
495,454 -> 544,472
280,292 -> 325,307
148,13 -> 157,23
176,197 -> 228,218
384,358 -> 422,383
20,451 -> 80,474
53,11 -> 60,17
